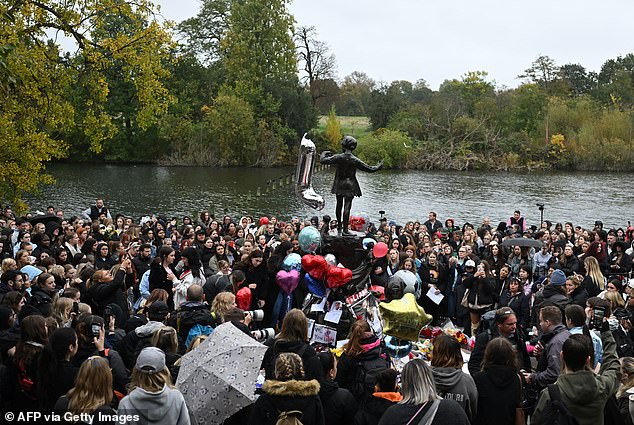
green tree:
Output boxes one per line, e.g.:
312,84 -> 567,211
356,129 -> 410,168
339,71 -> 375,116
324,105 -> 342,151
0,0 -> 173,212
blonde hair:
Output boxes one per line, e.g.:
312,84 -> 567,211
53,297 -> 73,327
584,256 -> 605,290
275,352 -> 305,381
67,357 -> 113,414
618,357 -> 634,398
151,326 -> 178,354
128,367 -> 174,393
605,291 -> 625,309
1,258 -> 17,274
211,292 -> 236,321
400,359 -> 439,405
48,265 -> 65,281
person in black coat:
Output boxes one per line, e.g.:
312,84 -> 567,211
336,320 -> 388,402
317,351 -> 357,425
88,262 -> 134,320
498,277 -> 530,332
354,368 -> 402,425
36,328 -> 79,412
472,337 -> 523,425
28,273 -> 56,317
261,309 -> 323,381
463,260 -> 498,337
468,307 -> 531,375
566,274 -> 589,308
71,314 -> 129,395
419,252 -> 448,324
249,352 -> 325,425
148,246 -> 178,311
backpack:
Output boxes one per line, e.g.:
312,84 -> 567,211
185,323 -> 214,347
275,410 -> 303,425
350,356 -> 389,401
543,384 -> 580,425
603,394 -> 626,425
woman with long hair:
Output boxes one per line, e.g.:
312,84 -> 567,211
617,357 -> 634,425
463,260 -> 497,336
261,309 -> 322,381
37,327 -> 78,411
249,352 -> 324,425
209,292 -> 236,324
207,243 -> 229,275
5,315 -> 48,411
118,347 -> 190,425
54,356 -> 116,419
94,243 -> 114,270
472,338 -> 522,425
430,335 -> 478,421
148,246 -> 178,311
336,319 -> 388,402
498,277 -> 530,333
87,259 -> 133,319
583,255 -> 605,297
173,247 -> 204,308
378,358 -> 469,425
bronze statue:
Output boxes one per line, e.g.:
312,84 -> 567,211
320,136 -> 382,235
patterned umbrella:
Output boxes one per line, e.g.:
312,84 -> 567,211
176,322 -> 267,425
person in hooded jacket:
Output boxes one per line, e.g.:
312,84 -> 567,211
317,351 -> 357,425
354,368 -> 402,425
531,324 -> 620,425
472,337 -> 523,425
336,319 -> 389,402
118,301 -> 169,370
430,334 -> 478,421
261,309 -> 322,381
118,347 -> 190,425
249,352 -> 325,425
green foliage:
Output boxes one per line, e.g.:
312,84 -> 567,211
324,105 -> 342,151
0,0 -> 173,212
356,129 -> 410,168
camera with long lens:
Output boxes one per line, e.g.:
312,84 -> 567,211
246,310 -> 264,322
252,328 -> 275,341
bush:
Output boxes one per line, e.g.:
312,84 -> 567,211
356,129 -> 411,168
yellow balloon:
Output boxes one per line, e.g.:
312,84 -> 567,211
379,293 -> 433,341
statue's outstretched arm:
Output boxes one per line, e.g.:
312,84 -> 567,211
354,156 -> 383,173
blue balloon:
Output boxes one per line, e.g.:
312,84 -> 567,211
384,335 -> 412,358
362,237 -> 376,250
298,226 -> 321,253
304,273 -> 326,297
282,253 -> 302,271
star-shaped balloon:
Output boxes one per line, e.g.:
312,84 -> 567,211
379,293 -> 433,341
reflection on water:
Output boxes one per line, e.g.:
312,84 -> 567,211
24,163 -> 632,229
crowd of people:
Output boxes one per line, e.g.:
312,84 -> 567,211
0,200 -> 633,425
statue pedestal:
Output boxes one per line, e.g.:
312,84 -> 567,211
321,230 -> 367,270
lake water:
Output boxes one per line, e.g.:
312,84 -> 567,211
24,163 -> 633,230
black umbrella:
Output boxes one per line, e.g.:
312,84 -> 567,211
501,237 -> 542,248
28,214 -> 61,227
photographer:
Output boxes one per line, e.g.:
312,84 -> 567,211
531,302 -> 621,425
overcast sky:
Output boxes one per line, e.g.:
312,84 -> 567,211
156,0 -> 634,90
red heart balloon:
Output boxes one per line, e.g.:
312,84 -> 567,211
326,266 -> 353,289
236,287 -> 252,310
301,255 -> 328,280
